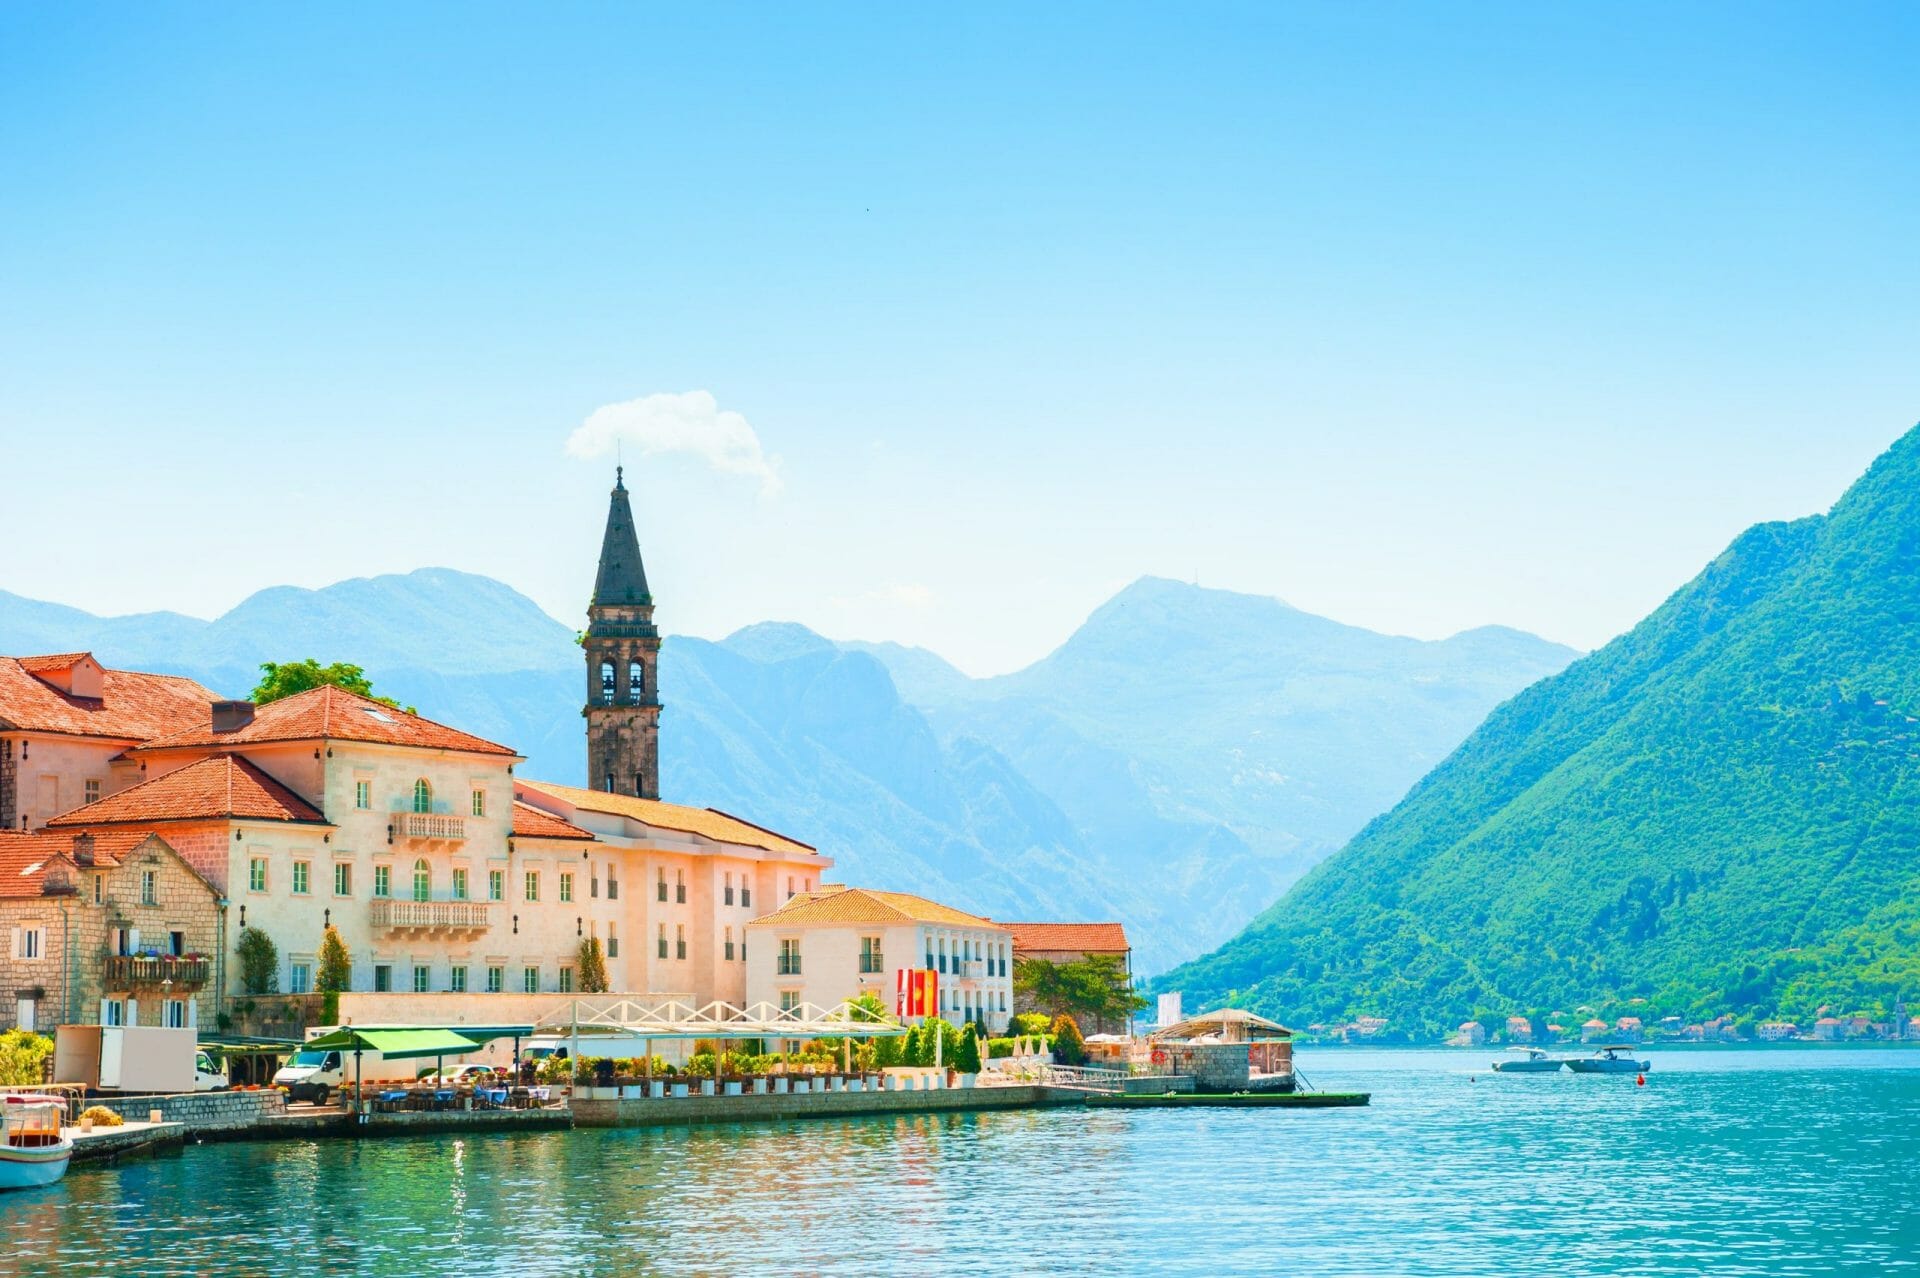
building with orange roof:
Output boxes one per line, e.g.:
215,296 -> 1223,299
0,651 -> 221,832
744,886 -> 1012,1031
0,830 -> 221,1032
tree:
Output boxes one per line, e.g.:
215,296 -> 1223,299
576,936 -> 610,993
1015,955 -> 1148,1033
1050,1013 -> 1087,1066
317,926 -> 352,1022
953,1023 -> 983,1075
251,659 -> 408,711
236,926 -> 279,996
0,1029 -> 53,1086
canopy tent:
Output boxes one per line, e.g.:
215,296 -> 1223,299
1151,1008 -> 1294,1043
302,1027 -> 492,1104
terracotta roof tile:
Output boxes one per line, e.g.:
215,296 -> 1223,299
1002,922 -> 1131,954
135,684 -> 516,757
0,830 -> 159,898
517,780 -> 816,855
511,801 -> 595,842
747,885 -> 1004,930
0,655 -> 221,741
45,756 -> 327,828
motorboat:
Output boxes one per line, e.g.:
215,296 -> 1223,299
1565,1045 -> 1650,1074
1491,1046 -> 1564,1073
0,1101 -> 72,1191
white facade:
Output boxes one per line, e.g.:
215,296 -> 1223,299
745,890 -> 1012,1032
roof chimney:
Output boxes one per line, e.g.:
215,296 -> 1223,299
71,832 -> 96,867
211,700 -> 256,734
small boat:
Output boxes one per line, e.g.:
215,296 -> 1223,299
1491,1046 -> 1564,1073
0,1101 -> 72,1191
1565,1045 -> 1650,1075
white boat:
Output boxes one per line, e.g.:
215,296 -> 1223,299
0,1101 -> 72,1191
1490,1046 -> 1564,1073
1565,1045 -> 1650,1075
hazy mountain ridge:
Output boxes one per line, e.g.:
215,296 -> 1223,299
0,571 -> 1575,974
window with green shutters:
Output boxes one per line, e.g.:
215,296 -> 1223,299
374,865 -> 391,898
523,966 -> 539,993
452,868 -> 468,900
292,861 -> 310,895
489,869 -> 504,901
249,858 -> 267,892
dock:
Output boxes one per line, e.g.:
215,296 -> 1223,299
1085,1090 -> 1371,1109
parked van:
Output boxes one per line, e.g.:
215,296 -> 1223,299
271,1047 -> 391,1104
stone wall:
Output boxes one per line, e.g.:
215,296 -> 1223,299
87,1088 -> 287,1132
1160,1042 -> 1250,1092
573,1082 -> 1081,1128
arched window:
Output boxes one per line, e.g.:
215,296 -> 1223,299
412,779 -> 432,814
412,859 -> 431,902
627,660 -> 644,703
599,661 -> 616,705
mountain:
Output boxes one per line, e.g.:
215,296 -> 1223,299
860,578 -> 1580,964
1160,423 -> 1920,1035
0,572 -> 1575,974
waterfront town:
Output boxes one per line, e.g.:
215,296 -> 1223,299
0,471 -> 1326,1171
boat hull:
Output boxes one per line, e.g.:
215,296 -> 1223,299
0,1140 -> 73,1191
1491,1059 -> 1564,1073
1565,1058 -> 1648,1074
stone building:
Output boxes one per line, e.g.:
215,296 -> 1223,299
1003,920 -> 1132,1032
0,830 -> 221,1032
583,467 -> 662,800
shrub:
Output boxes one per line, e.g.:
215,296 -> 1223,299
1050,1014 -> 1087,1066
953,1024 -> 983,1074
317,926 -> 352,1023
1010,1012 -> 1052,1037
0,1029 -> 54,1086
79,1106 -> 125,1128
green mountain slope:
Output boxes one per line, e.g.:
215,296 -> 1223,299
1162,423 -> 1920,1036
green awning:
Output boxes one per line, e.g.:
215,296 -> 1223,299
301,1027 -> 486,1061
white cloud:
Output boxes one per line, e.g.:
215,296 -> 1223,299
565,390 -> 782,496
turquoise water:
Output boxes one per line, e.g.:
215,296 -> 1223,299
7,1047 -> 1920,1275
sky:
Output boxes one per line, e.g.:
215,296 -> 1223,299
2,4 -> 1916,675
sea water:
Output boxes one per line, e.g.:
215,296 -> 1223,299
8,1046 -> 1918,1275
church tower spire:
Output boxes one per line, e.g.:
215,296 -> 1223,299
584,466 -> 661,798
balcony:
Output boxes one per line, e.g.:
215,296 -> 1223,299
958,959 -> 986,980
396,813 -> 466,842
370,899 -> 493,935
104,955 -> 210,991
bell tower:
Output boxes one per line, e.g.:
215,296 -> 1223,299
584,467 -> 661,798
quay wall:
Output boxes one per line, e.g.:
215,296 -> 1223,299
68,1121 -> 186,1164
573,1084 -> 1081,1128
86,1090 -> 287,1132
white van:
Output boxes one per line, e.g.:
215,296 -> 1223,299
272,1047 -> 376,1104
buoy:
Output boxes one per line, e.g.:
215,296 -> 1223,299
1636,1073 -> 1645,1086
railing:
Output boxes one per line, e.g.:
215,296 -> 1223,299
397,813 -> 467,841
1033,1064 -> 1133,1092
776,957 -> 802,976
370,899 -> 493,932
958,960 -> 986,979
103,955 -> 211,989
859,957 -> 886,974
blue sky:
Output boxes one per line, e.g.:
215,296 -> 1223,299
2,4 -> 1916,673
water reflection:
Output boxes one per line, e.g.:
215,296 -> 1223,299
10,1051 -> 1920,1276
